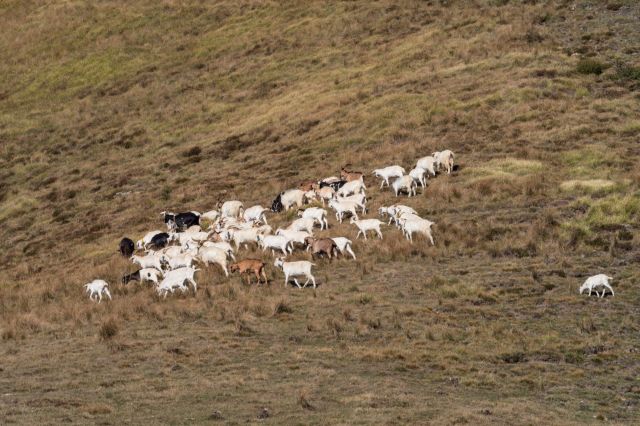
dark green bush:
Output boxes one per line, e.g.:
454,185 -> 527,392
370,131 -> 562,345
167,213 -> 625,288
576,59 -> 606,75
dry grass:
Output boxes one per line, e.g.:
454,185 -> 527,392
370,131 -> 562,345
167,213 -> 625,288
1,0 -> 639,424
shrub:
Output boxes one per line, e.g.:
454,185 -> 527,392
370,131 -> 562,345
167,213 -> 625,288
99,318 -> 119,341
576,59 -> 606,75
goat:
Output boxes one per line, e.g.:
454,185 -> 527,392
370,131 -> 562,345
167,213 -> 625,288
328,199 -> 359,223
161,211 -> 200,231
391,175 -> 417,197
314,186 -> 335,206
229,227 -> 269,250
148,232 -> 171,251
196,246 -> 229,276
271,193 -> 284,213
256,234 -> 292,256
433,150 -> 455,174
219,200 -> 244,219
579,274 -> 614,297
409,167 -> 428,187
122,268 -> 163,285
331,237 -> 356,260
336,193 -> 366,213
297,207 -> 329,230
243,205 -> 269,225
416,156 -> 437,177
298,180 -> 317,192
162,267 -> 199,293
131,254 -> 164,271
230,259 -> 268,285
336,179 -> 366,197
137,230 -> 164,249
279,189 -> 307,211
319,177 -> 347,191
201,209 -> 220,222
340,165 -> 364,182
350,218 -> 384,240
201,241 -> 236,260
162,253 -> 194,270
399,218 -> 435,244
275,229 -> 311,250
119,238 -> 135,258
287,217 -> 316,234
273,257 -> 316,288
84,280 -> 112,303
304,237 -> 339,259
372,165 -> 405,188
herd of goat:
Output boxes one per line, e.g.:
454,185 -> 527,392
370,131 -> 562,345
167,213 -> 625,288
84,148 -> 615,301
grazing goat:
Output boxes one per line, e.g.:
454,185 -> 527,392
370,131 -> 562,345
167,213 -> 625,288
122,268 -> 163,285
297,207 -> 329,230
220,200 -> 244,219
350,218 -> 384,240
319,177 -> 347,191
372,165 -> 405,188
229,227 -> 270,250
340,166 -> 364,182
274,258 -> 316,288
137,230 -> 164,249
331,237 -> 356,260
336,179 -> 366,197
399,218 -> 435,245
279,189 -> 307,211
433,150 -> 455,174
579,274 -> 614,297
201,241 -> 236,260
271,193 -> 284,213
287,217 -> 316,234
148,232 -> 171,251
119,238 -> 135,258
230,259 -> 268,285
196,246 -> 229,276
304,237 -> 339,259
201,209 -> 220,222
314,186 -> 335,206
275,229 -> 311,250
328,199 -> 359,223
84,280 -> 112,303
162,253 -> 194,270
391,175 -> 417,197
162,267 -> 199,293
243,205 -> 269,225
161,211 -> 200,231
416,156 -> 437,177
132,254 -> 164,271
257,234 -> 292,256
337,193 -> 367,213
409,167 -> 427,187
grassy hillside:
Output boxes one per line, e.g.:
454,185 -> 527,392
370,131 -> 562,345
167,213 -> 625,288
1,0 -> 639,423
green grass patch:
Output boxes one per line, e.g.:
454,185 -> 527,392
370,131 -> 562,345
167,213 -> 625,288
576,59 -> 607,76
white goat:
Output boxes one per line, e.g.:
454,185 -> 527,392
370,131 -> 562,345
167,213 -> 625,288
433,150 -> 455,174
162,253 -> 194,270
579,274 -> 614,298
201,241 -> 236,260
287,217 -> 316,234
416,156 -> 437,177
195,246 -> 229,276
161,267 -> 199,293
220,200 -> 244,219
372,165 -> 405,188
84,280 -> 112,303
280,189 -> 307,211
391,175 -> 417,197
229,227 -> 269,250
298,207 -> 329,230
350,218 -> 384,240
399,218 -> 435,245
257,234 -> 292,256
131,254 -> 164,271
201,209 -> 220,222
337,179 -> 366,197
243,205 -> 269,225
331,237 -> 356,260
273,258 -> 316,288
337,193 -> 367,213
328,199 -> 359,223
409,167 -> 427,187
275,229 -> 311,250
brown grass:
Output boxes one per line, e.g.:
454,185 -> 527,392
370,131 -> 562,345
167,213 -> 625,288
0,0 -> 639,424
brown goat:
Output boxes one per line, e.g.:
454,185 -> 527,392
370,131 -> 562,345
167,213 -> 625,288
340,165 -> 364,182
229,259 -> 268,285
298,180 -> 318,192
304,237 -> 339,259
